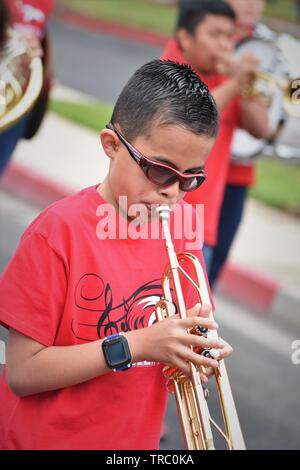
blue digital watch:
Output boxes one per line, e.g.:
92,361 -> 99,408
102,333 -> 132,371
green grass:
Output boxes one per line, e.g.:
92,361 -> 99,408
49,99 -> 113,132
264,0 -> 298,23
50,98 -> 300,215
58,0 -> 299,35
250,158 -> 300,215
58,0 -> 177,35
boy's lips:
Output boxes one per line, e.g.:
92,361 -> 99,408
144,203 -> 159,214
144,202 -> 169,210
144,202 -> 159,208
143,202 -> 175,214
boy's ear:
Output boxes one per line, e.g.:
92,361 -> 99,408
177,28 -> 193,53
100,129 -> 120,159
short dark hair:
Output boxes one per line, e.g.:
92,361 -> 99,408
111,59 -> 219,142
177,0 -> 236,34
0,0 -> 10,51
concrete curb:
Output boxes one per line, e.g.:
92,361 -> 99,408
56,7 -> 169,47
56,6 -> 300,47
1,163 -> 71,209
217,266 -> 300,334
218,262 -> 280,313
217,263 -> 299,330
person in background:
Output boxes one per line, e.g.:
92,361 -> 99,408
0,0 -> 54,176
209,0 -> 268,287
161,0 -> 272,277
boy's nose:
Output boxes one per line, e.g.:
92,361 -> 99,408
158,181 -> 181,203
220,37 -> 233,54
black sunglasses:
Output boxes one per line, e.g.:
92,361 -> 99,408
105,123 -> 207,192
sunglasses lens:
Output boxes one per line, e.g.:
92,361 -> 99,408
146,165 -> 177,187
181,175 -> 206,192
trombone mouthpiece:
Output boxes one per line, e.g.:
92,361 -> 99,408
156,205 -> 171,221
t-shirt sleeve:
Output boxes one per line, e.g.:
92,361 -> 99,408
0,232 -> 67,346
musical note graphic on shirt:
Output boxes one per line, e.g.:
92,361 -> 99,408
72,274 -> 164,342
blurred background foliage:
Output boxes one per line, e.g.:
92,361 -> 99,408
58,0 -> 300,35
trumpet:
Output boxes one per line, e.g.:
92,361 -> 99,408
155,205 -> 246,450
245,71 -> 300,118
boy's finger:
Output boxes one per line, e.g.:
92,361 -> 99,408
186,303 -> 202,318
182,315 -> 218,330
186,303 -> 212,319
198,303 -> 211,318
186,351 -> 219,369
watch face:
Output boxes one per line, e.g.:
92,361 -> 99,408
102,335 -> 132,369
107,340 -> 128,367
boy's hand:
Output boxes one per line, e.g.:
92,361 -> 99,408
216,52 -> 260,94
137,303 -> 224,379
182,303 -> 233,382
200,338 -> 233,383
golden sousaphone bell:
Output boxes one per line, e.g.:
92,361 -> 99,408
0,28 -> 43,132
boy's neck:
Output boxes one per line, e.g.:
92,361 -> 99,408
182,52 -> 214,77
97,179 -> 114,208
180,48 -> 213,79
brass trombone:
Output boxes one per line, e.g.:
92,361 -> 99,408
156,205 -> 246,450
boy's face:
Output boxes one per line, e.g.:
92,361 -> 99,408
178,14 -> 235,75
227,0 -> 266,27
100,123 -> 215,223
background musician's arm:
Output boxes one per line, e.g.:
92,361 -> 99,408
213,51 -> 272,140
239,96 -> 272,140
210,77 -> 243,112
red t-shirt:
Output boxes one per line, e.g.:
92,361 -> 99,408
161,40 -> 241,246
226,162 -> 255,186
0,185 -> 210,450
6,0 -> 54,38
